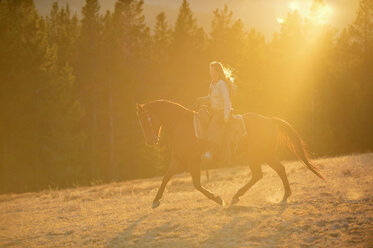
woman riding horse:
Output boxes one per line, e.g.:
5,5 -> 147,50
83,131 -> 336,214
136,63 -> 324,209
197,61 -> 236,162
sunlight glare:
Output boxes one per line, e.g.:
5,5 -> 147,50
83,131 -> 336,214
310,4 -> 333,24
277,17 -> 285,24
288,1 -> 300,11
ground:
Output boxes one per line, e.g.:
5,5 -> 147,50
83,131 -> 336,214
0,153 -> 372,247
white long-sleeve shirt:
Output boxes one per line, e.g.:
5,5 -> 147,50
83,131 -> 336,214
208,80 -> 232,120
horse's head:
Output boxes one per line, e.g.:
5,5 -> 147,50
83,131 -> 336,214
136,103 -> 162,146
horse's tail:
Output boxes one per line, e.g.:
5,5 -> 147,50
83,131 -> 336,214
273,117 -> 325,180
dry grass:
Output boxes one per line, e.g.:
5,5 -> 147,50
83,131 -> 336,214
1,153 -> 372,247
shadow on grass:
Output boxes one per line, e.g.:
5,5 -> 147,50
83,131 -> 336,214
106,202 -> 289,248
106,214 -> 193,248
106,214 -> 148,248
224,200 -> 288,215
199,203 -> 289,247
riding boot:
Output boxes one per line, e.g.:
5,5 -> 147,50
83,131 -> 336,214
201,142 -> 222,163
201,143 -> 213,162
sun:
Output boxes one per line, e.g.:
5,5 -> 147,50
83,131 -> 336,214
288,1 -> 300,11
277,17 -> 285,24
310,4 -> 333,24
277,1 -> 334,25
277,1 -> 302,25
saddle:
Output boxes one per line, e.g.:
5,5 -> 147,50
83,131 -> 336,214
193,108 -> 247,162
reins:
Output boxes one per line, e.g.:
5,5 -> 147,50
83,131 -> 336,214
138,108 -> 160,144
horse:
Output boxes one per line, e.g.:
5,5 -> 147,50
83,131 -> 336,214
136,99 -> 324,208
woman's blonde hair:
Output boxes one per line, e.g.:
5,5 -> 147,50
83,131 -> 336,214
210,61 -> 235,92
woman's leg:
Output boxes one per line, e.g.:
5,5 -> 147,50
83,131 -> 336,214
206,111 -> 226,162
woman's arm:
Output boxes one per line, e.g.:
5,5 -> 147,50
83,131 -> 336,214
197,96 -> 210,105
218,81 -> 231,122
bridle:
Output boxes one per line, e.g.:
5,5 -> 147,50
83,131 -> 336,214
138,107 -> 160,145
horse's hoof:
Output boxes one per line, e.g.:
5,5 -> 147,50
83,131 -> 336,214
216,196 -> 226,206
281,193 -> 291,204
231,197 -> 240,205
152,201 -> 160,209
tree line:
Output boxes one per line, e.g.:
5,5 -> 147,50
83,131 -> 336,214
0,0 -> 372,193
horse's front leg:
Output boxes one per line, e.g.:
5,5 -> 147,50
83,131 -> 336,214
190,161 -> 225,206
231,162 -> 263,205
152,157 -> 178,208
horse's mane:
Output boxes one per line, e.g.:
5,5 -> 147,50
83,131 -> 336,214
142,99 -> 195,116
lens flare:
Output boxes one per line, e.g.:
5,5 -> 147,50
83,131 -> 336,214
277,17 -> 285,24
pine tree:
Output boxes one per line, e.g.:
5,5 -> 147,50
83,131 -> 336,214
209,5 -> 248,71
0,0 -> 49,191
149,12 -> 173,99
277,11 -> 304,52
153,12 -> 172,59
349,0 -> 373,148
100,10 -> 116,176
209,5 -> 233,62
351,0 -> 373,60
46,2 -> 79,68
170,0 -> 207,102
173,0 -> 200,47
75,0 -> 103,177
106,0 -> 153,179
0,0 -> 83,192
228,18 -> 247,65
113,0 -> 150,62
236,28 -> 266,113
111,0 -> 151,103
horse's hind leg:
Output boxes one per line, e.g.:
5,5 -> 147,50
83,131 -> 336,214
190,165 -> 225,206
231,163 -> 263,205
152,157 -> 179,208
268,160 -> 292,202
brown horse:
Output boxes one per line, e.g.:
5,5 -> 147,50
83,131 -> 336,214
136,99 -> 324,208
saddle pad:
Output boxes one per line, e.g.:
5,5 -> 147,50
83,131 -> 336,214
193,112 -> 247,141
230,114 -> 247,138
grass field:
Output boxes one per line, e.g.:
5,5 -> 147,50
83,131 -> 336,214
1,153 -> 372,247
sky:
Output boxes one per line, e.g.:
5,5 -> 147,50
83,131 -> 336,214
34,0 -> 359,40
